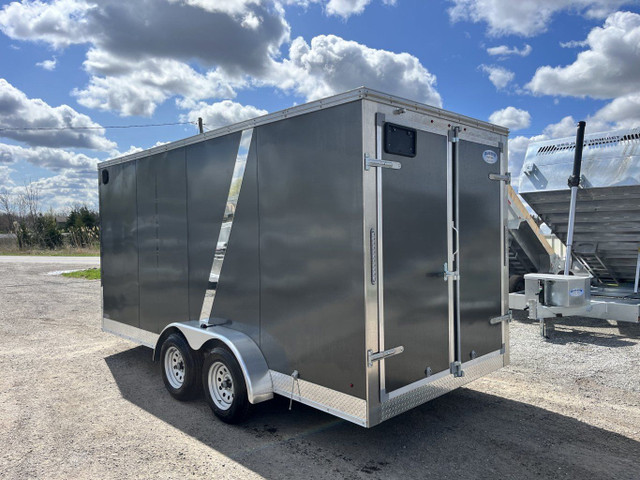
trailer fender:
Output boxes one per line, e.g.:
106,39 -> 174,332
154,321 -> 273,404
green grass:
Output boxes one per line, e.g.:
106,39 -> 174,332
62,268 -> 101,280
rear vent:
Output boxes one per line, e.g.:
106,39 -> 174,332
535,129 -> 640,156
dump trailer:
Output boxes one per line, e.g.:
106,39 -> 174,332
509,127 -> 640,335
99,88 -> 510,427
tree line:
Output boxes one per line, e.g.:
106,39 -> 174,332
0,184 -> 99,250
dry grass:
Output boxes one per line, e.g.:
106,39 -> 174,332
0,246 -> 99,256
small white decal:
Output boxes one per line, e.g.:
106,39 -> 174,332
482,150 -> 498,164
569,288 -> 584,297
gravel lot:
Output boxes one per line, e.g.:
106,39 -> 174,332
1,258 -> 639,479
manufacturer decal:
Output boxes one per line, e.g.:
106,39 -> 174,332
482,150 -> 498,164
569,288 -> 584,297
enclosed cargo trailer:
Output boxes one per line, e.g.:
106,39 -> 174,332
99,88 -> 510,427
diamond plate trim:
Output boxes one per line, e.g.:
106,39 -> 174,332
270,370 -> 367,426
380,353 -> 505,422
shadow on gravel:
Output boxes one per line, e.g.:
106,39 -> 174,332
546,327 -> 638,347
105,346 -> 640,480
512,310 -> 640,344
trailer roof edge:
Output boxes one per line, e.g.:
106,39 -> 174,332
99,87 -> 509,169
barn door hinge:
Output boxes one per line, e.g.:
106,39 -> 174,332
450,361 -> 465,377
367,346 -> 404,367
448,126 -> 461,143
489,172 -> 511,184
443,262 -> 459,281
364,153 -> 401,171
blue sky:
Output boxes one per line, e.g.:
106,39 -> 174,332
0,0 -> 639,211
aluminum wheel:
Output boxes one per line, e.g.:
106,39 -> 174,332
208,361 -> 234,411
164,346 -> 185,389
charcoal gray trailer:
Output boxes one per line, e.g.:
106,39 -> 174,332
99,88 -> 510,427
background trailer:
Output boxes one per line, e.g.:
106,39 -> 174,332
509,127 -> 640,336
99,88 -> 510,427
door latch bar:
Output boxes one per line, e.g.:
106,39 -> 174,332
367,346 -> 404,367
489,173 -> 511,184
489,311 -> 512,325
364,153 -> 402,171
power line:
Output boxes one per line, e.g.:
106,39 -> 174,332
0,121 -> 197,132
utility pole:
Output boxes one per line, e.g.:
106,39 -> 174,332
198,117 -> 204,134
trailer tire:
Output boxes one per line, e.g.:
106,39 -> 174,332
160,333 -> 201,401
202,347 -> 251,424
509,274 -> 525,293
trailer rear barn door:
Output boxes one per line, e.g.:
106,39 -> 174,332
376,119 -> 504,396
458,140 -> 503,360
380,125 -> 450,393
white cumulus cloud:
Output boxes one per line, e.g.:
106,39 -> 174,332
0,79 -> 116,151
489,107 -> 531,130
180,100 -> 268,130
486,44 -> 532,57
479,65 -> 514,89
36,57 -> 57,71
592,93 -> 640,129
527,11 -> 640,99
0,0 -> 290,116
326,0 -> 372,17
0,143 -> 100,175
271,34 -> 442,107
448,0 -> 632,37
282,0 -> 395,18
32,169 -> 100,210
73,51 -> 241,117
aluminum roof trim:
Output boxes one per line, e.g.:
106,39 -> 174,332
99,87 -> 508,169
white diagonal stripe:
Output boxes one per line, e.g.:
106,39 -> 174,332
199,128 -> 254,323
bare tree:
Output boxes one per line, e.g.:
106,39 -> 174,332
0,190 -> 15,225
0,190 -> 16,233
23,181 -> 40,226
0,182 -> 44,247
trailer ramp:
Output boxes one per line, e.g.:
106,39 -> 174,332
507,185 -> 560,277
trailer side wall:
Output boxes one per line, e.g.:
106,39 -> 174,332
100,161 -> 139,327
257,102 -> 367,399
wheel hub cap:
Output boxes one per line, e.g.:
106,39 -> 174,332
164,346 -> 185,389
209,362 -> 234,411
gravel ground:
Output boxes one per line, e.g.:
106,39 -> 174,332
1,259 -> 639,480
